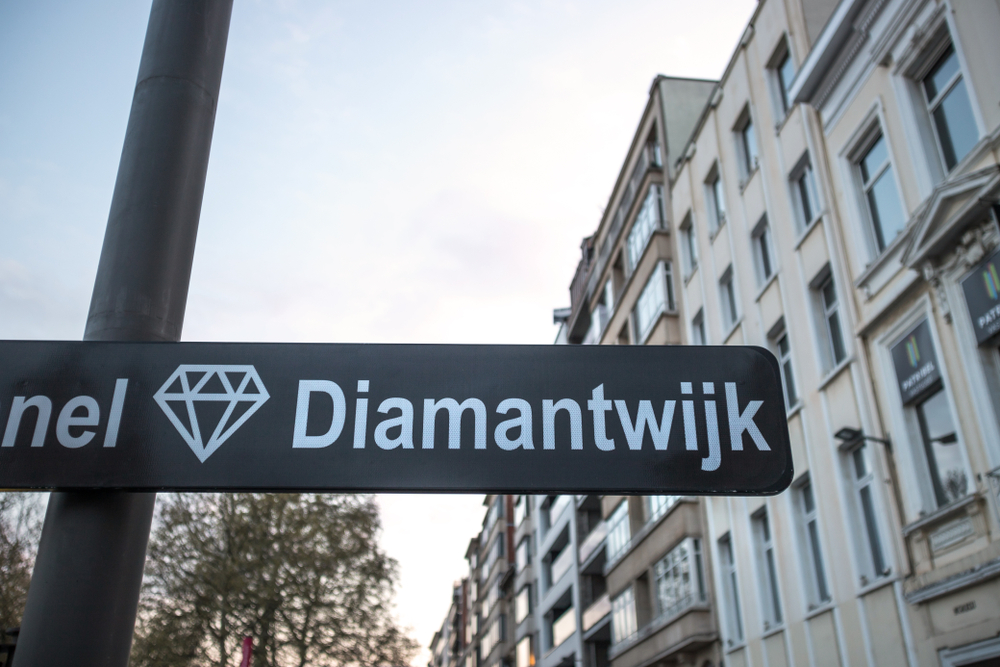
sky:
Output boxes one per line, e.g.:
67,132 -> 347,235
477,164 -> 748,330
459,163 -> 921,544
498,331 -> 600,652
1,0 -> 755,663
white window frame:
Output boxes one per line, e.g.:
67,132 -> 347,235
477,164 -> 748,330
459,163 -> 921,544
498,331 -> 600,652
691,309 -> 706,346
626,184 -> 665,273
606,500 -> 631,561
717,533 -> 744,646
719,265 -> 739,332
850,122 -> 907,256
679,211 -> 698,278
653,537 -> 706,621
751,215 -> 774,286
751,508 -> 783,630
645,495 -> 678,524
769,320 -> 798,410
789,153 -> 820,233
767,38 -> 796,120
611,586 -> 637,645
809,265 -> 848,371
793,476 -> 831,609
633,261 -> 675,343
734,106 -> 759,184
705,165 -> 727,235
844,441 -> 890,585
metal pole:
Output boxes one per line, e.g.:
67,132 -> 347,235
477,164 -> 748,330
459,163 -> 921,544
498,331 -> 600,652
13,1 -> 233,664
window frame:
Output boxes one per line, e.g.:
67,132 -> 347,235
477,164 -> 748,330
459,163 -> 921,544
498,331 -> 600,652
606,500 -> 631,561
611,585 -> 638,645
691,308 -> 706,346
632,261 -> 675,343
769,320 -> 798,410
719,265 -> 739,332
679,211 -> 698,278
626,184 -> 665,274
717,533 -> 744,645
766,36 -> 796,121
851,125 -> 907,255
751,215 -> 774,286
751,508 -> 783,630
794,476 -> 831,608
705,164 -> 727,235
789,153 -> 820,233
845,441 -> 889,584
733,106 -> 759,184
652,537 -> 707,621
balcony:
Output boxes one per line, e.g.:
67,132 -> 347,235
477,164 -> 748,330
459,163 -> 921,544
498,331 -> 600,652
578,522 -> 608,565
582,593 -> 610,633
551,607 -> 577,649
550,545 -> 574,587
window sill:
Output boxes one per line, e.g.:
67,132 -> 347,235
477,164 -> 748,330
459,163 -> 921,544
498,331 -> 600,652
805,601 -> 835,620
793,213 -> 825,251
709,217 -> 727,243
754,272 -> 779,302
739,164 -> 760,194
761,622 -> 786,639
786,402 -> 803,420
857,571 -> 898,597
816,356 -> 854,392
902,493 -> 979,536
725,640 -> 748,654
722,316 -> 743,343
774,107 -> 795,135
683,266 -> 698,286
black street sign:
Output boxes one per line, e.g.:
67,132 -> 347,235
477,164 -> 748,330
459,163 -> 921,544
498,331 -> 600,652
0,340 -> 792,494
961,246 -> 1000,344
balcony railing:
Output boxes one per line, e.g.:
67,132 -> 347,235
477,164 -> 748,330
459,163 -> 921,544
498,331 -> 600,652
578,521 -> 608,564
552,607 -> 577,649
582,593 -> 610,632
550,545 -> 573,586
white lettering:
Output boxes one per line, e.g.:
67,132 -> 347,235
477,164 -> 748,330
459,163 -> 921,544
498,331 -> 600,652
495,399 -> 534,450
614,400 -> 675,450
56,396 -> 99,448
2,396 -> 52,448
681,382 -> 697,451
103,379 -> 128,448
374,397 -> 414,450
292,380 -> 346,448
702,382 -> 721,471
726,382 -> 769,451
587,384 -> 615,451
542,399 -> 582,450
421,398 -> 487,449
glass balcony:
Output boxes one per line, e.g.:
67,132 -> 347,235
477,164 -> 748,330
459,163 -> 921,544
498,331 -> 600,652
582,593 -> 610,632
552,607 -> 577,649
578,521 -> 607,564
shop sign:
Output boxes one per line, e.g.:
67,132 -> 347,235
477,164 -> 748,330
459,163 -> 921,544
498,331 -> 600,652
891,320 -> 941,404
961,246 -> 1000,344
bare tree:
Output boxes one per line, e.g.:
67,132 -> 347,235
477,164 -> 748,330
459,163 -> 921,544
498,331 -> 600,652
132,494 -> 416,667
0,492 -> 43,634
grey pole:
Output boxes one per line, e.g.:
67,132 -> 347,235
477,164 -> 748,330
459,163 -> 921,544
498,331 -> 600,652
13,1 -> 233,664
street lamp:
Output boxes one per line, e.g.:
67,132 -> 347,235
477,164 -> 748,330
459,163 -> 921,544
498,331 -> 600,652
834,427 -> 892,450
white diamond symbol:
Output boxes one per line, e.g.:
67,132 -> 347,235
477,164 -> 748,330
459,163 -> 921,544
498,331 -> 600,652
154,365 -> 270,463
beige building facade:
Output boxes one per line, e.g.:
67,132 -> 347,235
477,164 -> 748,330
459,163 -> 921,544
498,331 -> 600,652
552,0 -> 1000,666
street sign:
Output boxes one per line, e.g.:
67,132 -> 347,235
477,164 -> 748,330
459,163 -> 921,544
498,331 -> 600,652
0,340 -> 792,494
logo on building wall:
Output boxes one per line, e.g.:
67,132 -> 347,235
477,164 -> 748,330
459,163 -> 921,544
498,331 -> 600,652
906,335 -> 920,367
983,262 -> 999,300
154,365 -> 270,463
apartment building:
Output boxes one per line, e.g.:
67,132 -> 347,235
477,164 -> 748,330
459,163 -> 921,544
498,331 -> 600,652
554,0 -> 1000,666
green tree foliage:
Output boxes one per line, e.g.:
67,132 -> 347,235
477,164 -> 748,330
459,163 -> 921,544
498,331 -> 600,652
132,494 -> 416,667
0,492 -> 42,634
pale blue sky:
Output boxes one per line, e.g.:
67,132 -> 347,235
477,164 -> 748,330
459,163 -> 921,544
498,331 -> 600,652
1,0 -> 755,661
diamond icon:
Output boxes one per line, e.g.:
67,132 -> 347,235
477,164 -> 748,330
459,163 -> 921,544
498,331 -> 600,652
154,365 -> 270,463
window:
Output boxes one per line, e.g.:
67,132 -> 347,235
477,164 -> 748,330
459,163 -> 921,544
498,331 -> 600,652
484,533 -> 505,572
752,509 -> 782,629
480,614 -> 506,658
627,185 -> 665,272
485,576 -> 502,615
653,538 -> 706,620
633,261 -> 675,342
719,266 -> 738,330
795,478 -> 830,607
858,131 -> 906,252
551,606 -> 576,648
485,495 -> 504,532
718,534 -> 744,644
848,443 -> 888,581
515,636 -> 534,667
692,309 -> 706,346
771,324 -> 798,409
514,495 -> 528,526
645,495 -> 678,524
611,587 -> 637,645
515,585 -> 532,625
516,537 -> 531,572
545,495 -> 571,528
679,212 -> 698,276
606,500 -> 631,561
915,384 -> 966,507
817,272 -> 847,367
705,166 -> 727,233
922,44 -> 977,171
735,107 -> 759,181
773,46 -> 796,115
752,216 -> 774,285
790,156 -> 820,231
